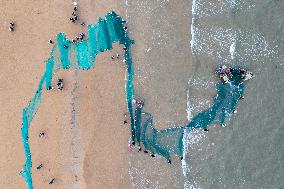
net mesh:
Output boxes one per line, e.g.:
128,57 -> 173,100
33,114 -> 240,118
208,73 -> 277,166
20,10 -> 246,189
134,68 -> 245,161
20,11 -> 134,189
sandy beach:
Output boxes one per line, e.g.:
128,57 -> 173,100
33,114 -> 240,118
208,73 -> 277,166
0,0 -> 132,188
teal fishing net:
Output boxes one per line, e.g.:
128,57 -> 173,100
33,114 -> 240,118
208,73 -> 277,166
20,11 -> 134,189
133,69 -> 245,161
20,11 -> 246,189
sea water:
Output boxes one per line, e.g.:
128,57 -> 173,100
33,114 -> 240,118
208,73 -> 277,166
126,0 -> 283,188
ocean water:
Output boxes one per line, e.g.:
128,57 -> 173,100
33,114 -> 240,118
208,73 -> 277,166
126,0 -> 284,188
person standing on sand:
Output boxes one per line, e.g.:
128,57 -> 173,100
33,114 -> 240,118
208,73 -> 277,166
36,163 -> 43,170
49,178 -> 55,185
70,17 -> 75,23
128,142 -> 133,151
70,2 -> 79,22
9,22 -> 14,32
73,2 -> 78,11
39,132 -> 45,138
123,113 -> 128,124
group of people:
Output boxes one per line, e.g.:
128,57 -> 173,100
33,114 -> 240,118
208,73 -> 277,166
216,65 -> 253,83
69,2 -> 79,23
69,2 -> 85,26
216,65 -> 234,83
48,2 -> 86,45
72,32 -> 85,43
69,1 -> 86,43
111,53 -> 120,60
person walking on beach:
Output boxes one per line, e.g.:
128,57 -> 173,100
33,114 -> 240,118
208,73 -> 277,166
79,32 -> 85,40
49,178 -> 55,185
123,113 -> 128,124
36,163 -> 43,170
73,2 -> 78,11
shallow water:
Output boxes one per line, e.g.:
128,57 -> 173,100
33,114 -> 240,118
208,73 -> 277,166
189,0 -> 284,188
126,0 -> 284,188
126,0 -> 192,188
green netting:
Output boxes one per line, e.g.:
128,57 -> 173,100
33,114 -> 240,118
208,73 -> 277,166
87,25 -> 98,60
134,68 -> 245,161
75,41 -> 92,70
105,12 -> 121,42
134,105 -> 142,145
45,49 -> 55,90
20,10 -> 248,189
156,127 -> 184,157
20,11 -> 134,189
20,74 -> 45,189
96,18 -> 112,51
141,113 -> 156,153
57,33 -> 71,69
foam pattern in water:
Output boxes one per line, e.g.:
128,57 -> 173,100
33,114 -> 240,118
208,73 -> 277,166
192,0 -> 256,18
191,26 -> 278,65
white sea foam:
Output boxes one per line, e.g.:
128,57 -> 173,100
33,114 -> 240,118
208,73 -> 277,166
230,41 -> 236,60
191,26 -> 277,65
191,0 -> 255,18
190,0 -> 277,66
184,180 -> 201,189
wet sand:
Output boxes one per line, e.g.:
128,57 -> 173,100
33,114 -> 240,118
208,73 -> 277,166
0,0 -> 131,188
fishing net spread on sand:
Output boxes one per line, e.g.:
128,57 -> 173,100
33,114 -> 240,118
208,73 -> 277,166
20,11 -> 247,189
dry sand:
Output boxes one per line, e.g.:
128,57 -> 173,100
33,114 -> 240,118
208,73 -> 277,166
0,0 -> 132,188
